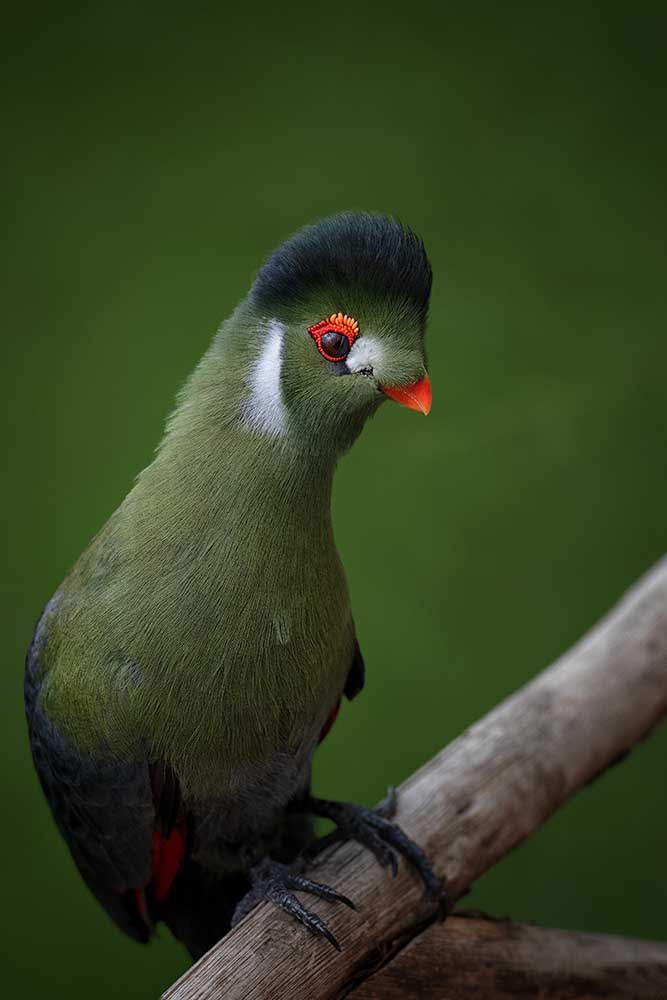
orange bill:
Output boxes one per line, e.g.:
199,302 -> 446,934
381,374 -> 432,415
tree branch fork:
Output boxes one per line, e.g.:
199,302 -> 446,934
165,558 -> 667,999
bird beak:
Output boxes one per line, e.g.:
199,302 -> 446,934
381,374 -> 432,415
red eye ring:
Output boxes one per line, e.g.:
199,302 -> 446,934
308,312 -> 360,362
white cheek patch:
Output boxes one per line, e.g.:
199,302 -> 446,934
346,335 -> 384,374
243,319 -> 288,437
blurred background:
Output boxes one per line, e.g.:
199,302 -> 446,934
3,1 -> 666,996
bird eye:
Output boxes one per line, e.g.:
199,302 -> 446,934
308,312 -> 360,363
320,331 -> 349,359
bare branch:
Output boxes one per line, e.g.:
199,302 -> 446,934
164,558 -> 667,1000
350,913 -> 667,999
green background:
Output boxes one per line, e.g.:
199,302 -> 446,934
3,2 -> 666,996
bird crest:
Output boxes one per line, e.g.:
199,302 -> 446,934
309,313 -> 360,340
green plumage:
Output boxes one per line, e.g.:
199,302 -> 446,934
40,303 -> 355,796
38,217 -> 430,799
27,213 -> 435,955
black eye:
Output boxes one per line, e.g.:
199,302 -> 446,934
320,331 -> 350,359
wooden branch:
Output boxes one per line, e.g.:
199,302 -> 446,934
164,557 -> 667,1000
349,913 -> 667,999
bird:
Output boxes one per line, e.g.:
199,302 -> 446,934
25,212 -> 441,959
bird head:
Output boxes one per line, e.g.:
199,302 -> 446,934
234,213 -> 432,457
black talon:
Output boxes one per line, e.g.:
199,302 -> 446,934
230,858 -> 351,950
305,792 -> 443,901
287,871 -> 356,910
364,810 -> 441,897
266,883 -> 342,951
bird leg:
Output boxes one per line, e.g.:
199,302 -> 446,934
231,788 -> 444,951
303,785 -> 445,904
230,857 -> 355,951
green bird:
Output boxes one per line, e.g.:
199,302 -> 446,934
25,212 -> 440,958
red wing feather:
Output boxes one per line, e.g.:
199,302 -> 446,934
151,826 -> 187,903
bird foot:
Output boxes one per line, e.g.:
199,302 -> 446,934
306,786 -> 445,906
230,857 -> 355,951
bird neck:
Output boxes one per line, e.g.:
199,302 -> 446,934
145,348 -> 339,549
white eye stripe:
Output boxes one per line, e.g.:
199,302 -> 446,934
346,335 -> 384,373
243,319 -> 288,437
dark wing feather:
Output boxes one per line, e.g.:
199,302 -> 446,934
150,759 -> 183,837
25,611 -> 156,942
344,637 -> 365,700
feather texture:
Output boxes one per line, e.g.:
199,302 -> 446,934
25,212 -> 432,955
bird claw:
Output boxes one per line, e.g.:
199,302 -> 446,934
231,859 -> 354,950
307,790 -> 445,903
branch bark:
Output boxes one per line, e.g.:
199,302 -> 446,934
164,558 -> 667,1000
350,913 -> 667,999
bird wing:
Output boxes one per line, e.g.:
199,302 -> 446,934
344,636 -> 365,701
24,611 -> 183,942
318,636 -> 365,745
